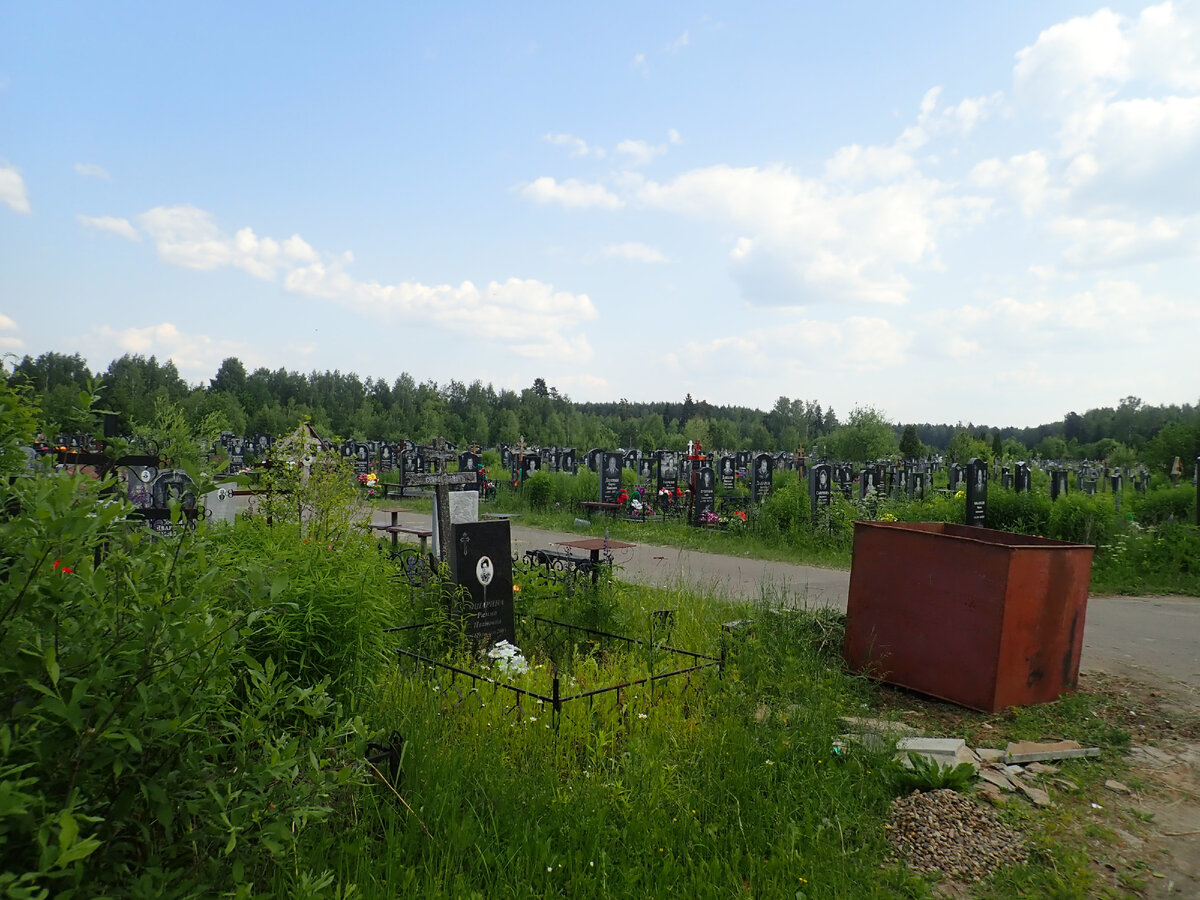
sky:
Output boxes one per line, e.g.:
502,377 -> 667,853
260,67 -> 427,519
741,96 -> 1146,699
2,2 -> 1199,429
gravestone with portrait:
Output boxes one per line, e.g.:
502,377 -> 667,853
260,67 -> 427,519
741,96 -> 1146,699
638,455 -> 655,483
600,451 -> 624,503
692,465 -> 716,525
122,464 -> 157,509
752,453 -> 773,504
449,520 -> 515,646
835,464 -> 853,499
681,457 -> 693,487
810,463 -> 832,517
966,457 -> 988,527
521,453 -> 541,482
561,448 -> 577,475
735,451 -> 751,473
719,455 -> 736,490
587,448 -> 602,473
908,470 -> 926,500
624,449 -> 638,471
202,482 -> 238,525
499,445 -> 512,470
657,450 -> 680,494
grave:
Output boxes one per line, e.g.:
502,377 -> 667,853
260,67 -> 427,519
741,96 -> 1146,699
449,520 -> 515,646
966,457 -> 987,527
1014,463 -> 1031,493
719,455 -> 736,490
403,437 -> 478,559
752,453 -> 773,503
810,463 -> 832,518
692,465 -> 716,525
600,451 -> 624,503
1050,468 -> 1069,501
657,450 -> 679,494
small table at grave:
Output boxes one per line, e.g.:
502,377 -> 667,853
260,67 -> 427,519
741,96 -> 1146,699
482,512 -> 521,522
370,506 -> 432,553
552,537 -> 636,584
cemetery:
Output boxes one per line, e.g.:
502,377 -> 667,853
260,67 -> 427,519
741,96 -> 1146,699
3,368 -> 1200,898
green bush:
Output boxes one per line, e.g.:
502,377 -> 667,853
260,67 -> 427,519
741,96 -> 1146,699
986,488 -> 1052,535
0,472 -> 366,898
525,471 -> 555,511
1127,484 -> 1196,526
1047,492 -> 1116,545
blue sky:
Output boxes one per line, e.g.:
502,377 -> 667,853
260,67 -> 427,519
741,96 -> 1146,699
3,2 -> 1198,428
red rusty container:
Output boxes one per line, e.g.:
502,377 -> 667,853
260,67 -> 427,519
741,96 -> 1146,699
843,521 -> 1094,712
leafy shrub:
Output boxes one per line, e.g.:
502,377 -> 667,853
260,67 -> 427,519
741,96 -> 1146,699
1047,492 -> 1115,545
1127,484 -> 1196,526
0,473 -> 366,898
525,471 -> 554,510
885,753 -> 977,795
986,488 -> 1052,535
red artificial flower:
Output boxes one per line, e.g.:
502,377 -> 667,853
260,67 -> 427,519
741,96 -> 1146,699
62,567 -> 74,575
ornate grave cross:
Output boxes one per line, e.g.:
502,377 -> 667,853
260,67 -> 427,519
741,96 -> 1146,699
403,437 -> 477,560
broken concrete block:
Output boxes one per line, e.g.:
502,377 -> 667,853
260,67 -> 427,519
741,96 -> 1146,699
975,747 -> 1006,763
979,767 -> 1017,792
895,737 -> 980,772
978,782 -> 1008,805
1026,762 -> 1060,776
1006,740 -> 1100,764
1004,765 -> 1025,777
1013,779 -> 1054,807
1104,779 -> 1131,795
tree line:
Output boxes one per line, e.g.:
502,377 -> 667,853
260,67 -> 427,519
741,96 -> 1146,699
6,351 -> 1199,470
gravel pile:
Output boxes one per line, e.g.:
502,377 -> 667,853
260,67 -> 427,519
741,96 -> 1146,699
886,788 -> 1028,881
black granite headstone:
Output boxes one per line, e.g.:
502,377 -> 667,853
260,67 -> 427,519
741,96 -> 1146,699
810,463 -> 832,515
521,454 -> 540,482
1015,463 -> 1031,493
560,448 -> 576,475
624,449 -> 638,470
657,451 -> 679,494
719,455 -> 736,490
966,457 -> 987,527
587,448 -> 602,473
450,521 -> 515,646
1050,469 -> 1069,501
752,453 -> 773,504
600,451 -> 624,503
692,465 -> 715,525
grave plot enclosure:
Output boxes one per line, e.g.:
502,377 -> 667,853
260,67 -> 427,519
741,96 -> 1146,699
843,521 -> 1094,713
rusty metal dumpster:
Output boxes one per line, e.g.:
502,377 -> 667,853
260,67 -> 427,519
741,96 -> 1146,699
843,521 -> 1094,712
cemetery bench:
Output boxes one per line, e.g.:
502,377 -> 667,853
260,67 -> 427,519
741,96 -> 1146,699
524,548 -> 595,579
578,500 -> 623,520
552,537 -> 636,585
379,482 -> 407,499
371,523 -> 433,555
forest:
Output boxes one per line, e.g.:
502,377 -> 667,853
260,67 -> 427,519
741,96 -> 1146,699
7,350 -> 1199,470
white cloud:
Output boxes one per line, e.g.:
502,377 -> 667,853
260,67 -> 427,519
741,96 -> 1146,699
603,242 -> 667,263
1049,213 -> 1189,266
631,52 -> 648,74
668,128 -> 682,144
638,164 -> 982,306
917,85 -> 1002,136
0,163 -> 31,214
542,132 -> 604,159
614,139 -> 666,167
667,30 -> 689,52
1014,8 -> 1131,108
0,312 -> 22,350
137,205 -> 323,278
285,266 -> 598,361
77,214 -> 140,241
969,151 -> 1051,215
93,322 -> 260,382
825,143 -> 917,182
74,162 -> 110,180
116,203 -> 599,362
518,176 -> 623,210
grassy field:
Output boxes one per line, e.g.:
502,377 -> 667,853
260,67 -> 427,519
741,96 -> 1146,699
1,467 -> 1177,898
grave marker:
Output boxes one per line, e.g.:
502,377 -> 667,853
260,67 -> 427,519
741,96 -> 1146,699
810,463 -> 832,517
752,453 -> 773,503
404,438 -> 478,560
1015,462 -> 1031,493
966,457 -> 987,527
449,521 -> 515,646
719,455 -> 736,490
657,451 -> 679,494
692,465 -> 715,525
600,451 -> 624,503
